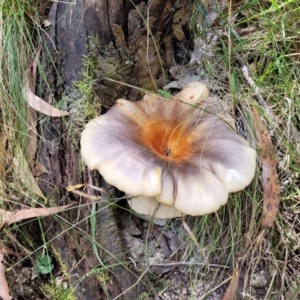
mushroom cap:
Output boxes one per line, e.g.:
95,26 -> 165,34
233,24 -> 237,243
173,82 -> 209,105
81,82 -> 257,218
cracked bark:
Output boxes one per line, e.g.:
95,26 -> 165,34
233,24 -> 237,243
36,0 -> 193,299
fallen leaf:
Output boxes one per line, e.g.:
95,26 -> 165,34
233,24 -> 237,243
13,145 -> 47,202
0,251 -> 11,300
222,263 -> 240,300
0,203 -> 73,226
252,106 -> 280,229
24,85 -> 69,117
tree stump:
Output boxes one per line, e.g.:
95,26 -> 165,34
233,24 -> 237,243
37,1 -> 193,299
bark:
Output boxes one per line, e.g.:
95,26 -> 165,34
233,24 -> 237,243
36,0 -> 193,299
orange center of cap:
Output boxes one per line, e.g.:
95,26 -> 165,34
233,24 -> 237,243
140,120 -> 193,163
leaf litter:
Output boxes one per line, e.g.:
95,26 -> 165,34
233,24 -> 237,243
24,46 -> 69,117
252,106 -> 280,229
24,85 -> 70,117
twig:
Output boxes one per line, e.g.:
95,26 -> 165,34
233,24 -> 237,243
150,261 -> 230,269
146,6 -> 158,91
235,55 -> 274,121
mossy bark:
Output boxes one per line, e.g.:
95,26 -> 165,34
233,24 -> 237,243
37,0 -> 193,299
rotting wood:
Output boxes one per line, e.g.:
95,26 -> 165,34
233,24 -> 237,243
36,0 -> 194,299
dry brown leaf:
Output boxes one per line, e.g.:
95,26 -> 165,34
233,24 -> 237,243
0,251 -> 11,300
0,203 -> 73,226
13,146 -> 47,202
252,106 -> 280,229
24,85 -> 69,117
222,263 -> 240,300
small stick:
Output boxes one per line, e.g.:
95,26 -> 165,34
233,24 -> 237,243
150,261 -> 230,269
235,55 -> 274,122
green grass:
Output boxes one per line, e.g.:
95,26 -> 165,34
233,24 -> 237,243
1,0 -> 300,299
186,1 -> 300,298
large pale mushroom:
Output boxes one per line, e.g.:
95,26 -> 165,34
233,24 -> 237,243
81,82 -> 256,218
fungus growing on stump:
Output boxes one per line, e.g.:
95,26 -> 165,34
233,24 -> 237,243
81,83 -> 256,218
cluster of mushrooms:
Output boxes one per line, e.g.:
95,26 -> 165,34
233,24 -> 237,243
81,83 -> 256,219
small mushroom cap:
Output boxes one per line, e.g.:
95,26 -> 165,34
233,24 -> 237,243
173,82 -> 209,105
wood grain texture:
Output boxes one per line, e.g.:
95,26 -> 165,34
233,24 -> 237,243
37,0 -> 194,298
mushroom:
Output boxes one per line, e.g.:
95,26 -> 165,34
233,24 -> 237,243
81,82 -> 256,218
